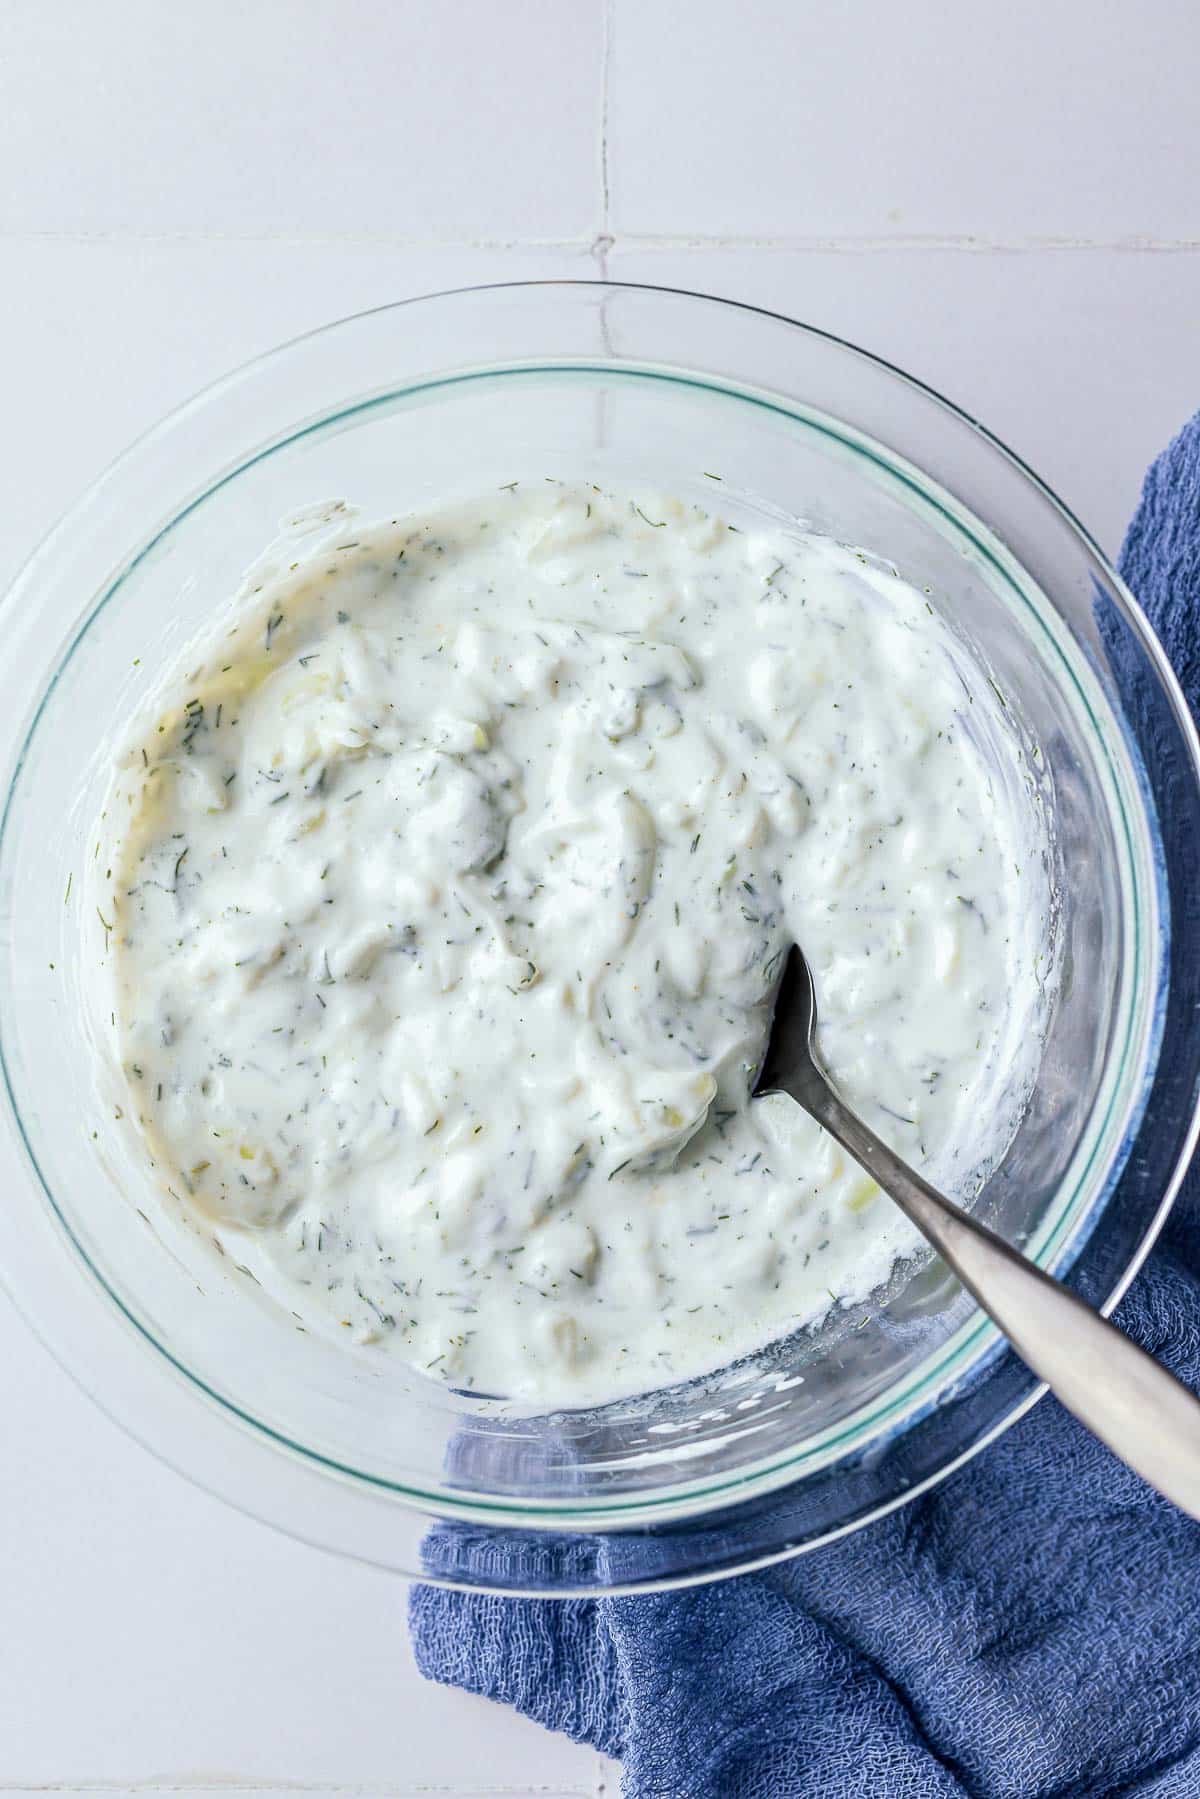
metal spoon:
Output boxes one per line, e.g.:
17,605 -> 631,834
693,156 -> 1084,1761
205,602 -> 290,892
756,944 -> 1200,1519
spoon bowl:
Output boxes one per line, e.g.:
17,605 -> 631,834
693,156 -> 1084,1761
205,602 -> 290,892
757,944 -> 1200,1520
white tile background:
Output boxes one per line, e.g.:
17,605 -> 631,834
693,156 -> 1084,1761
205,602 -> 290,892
0,2 -> 1197,1793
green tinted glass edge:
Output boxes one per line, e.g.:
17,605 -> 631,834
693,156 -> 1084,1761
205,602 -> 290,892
0,361 -> 1151,1524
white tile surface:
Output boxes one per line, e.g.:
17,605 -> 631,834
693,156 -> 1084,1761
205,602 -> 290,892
609,0 -> 1200,243
2,0 -> 1198,1791
0,1290 -> 613,1795
0,1 -> 605,243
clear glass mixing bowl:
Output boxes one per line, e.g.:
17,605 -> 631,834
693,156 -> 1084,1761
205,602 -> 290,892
1,282 -> 1198,1595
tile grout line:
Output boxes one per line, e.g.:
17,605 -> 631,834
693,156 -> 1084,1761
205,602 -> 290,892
617,231 -> 1200,253
2,230 -> 1198,255
591,0 -> 616,275
0,229 -> 600,251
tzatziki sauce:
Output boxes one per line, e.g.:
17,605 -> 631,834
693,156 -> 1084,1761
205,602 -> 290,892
96,484 -> 1051,1404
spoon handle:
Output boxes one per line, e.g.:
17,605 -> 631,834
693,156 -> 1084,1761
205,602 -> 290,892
795,1063 -> 1200,1520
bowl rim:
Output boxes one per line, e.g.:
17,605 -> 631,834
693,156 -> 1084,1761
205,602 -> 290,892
0,279 -> 1197,1569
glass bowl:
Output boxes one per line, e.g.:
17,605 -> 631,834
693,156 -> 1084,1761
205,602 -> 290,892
1,281 -> 1198,1596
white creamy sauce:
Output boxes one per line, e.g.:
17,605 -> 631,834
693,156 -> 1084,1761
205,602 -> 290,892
98,484 -> 1050,1405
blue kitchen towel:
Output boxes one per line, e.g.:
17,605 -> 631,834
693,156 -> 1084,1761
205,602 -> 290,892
411,414 -> 1200,1799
